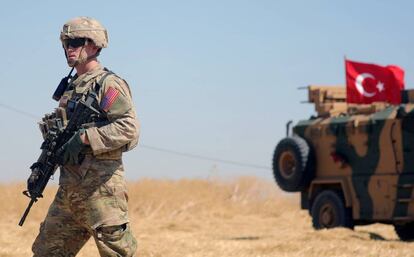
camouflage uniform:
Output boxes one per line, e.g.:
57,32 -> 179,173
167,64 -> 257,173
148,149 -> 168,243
32,17 -> 139,257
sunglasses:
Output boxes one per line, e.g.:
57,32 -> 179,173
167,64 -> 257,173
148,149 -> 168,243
63,38 -> 87,48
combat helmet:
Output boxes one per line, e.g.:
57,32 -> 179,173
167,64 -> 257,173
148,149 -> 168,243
60,16 -> 108,48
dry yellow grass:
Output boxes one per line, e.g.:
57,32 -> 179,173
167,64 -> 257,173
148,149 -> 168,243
1,177 -> 414,257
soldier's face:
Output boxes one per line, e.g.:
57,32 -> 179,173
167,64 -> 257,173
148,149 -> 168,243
65,45 -> 82,65
64,39 -> 99,66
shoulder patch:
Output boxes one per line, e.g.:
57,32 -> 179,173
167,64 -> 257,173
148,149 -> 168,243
101,87 -> 120,112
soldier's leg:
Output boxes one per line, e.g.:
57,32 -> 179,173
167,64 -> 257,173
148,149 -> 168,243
88,180 -> 138,257
72,158 -> 138,257
32,187 -> 91,257
78,160 -> 137,257
94,222 -> 137,257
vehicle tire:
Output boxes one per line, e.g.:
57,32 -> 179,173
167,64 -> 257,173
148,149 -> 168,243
311,190 -> 354,229
394,222 -> 414,241
272,136 -> 314,192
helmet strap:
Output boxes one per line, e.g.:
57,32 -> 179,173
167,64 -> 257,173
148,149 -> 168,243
72,45 -> 87,67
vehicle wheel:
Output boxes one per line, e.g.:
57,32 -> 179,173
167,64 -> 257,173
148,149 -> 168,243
311,190 -> 353,229
394,222 -> 414,241
272,136 -> 314,192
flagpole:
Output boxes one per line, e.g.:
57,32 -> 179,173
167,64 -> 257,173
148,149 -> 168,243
344,55 -> 347,103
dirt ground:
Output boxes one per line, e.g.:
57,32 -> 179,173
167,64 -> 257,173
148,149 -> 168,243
1,177 -> 414,257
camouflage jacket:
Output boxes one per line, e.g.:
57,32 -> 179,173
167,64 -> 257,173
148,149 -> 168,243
57,64 -> 139,184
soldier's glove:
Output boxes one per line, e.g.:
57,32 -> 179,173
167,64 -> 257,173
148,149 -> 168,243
58,128 -> 86,166
27,162 -> 42,192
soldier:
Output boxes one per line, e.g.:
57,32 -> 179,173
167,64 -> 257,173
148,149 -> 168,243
31,17 -> 139,257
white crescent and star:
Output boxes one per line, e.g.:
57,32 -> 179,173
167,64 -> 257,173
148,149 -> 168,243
354,73 -> 385,98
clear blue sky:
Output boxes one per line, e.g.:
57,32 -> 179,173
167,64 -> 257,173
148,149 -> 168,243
0,0 -> 413,181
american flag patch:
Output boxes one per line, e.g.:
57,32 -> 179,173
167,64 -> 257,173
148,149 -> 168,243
101,87 -> 120,112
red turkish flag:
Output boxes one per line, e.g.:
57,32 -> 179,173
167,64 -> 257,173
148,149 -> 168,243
346,59 -> 404,104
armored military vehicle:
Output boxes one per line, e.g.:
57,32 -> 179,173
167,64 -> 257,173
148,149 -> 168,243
272,86 -> 414,240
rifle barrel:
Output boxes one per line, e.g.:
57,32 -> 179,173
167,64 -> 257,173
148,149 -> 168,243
19,198 -> 35,226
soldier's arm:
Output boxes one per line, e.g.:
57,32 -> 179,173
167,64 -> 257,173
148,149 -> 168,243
85,76 -> 140,155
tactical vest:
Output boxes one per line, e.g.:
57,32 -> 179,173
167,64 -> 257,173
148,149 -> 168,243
40,68 -> 137,160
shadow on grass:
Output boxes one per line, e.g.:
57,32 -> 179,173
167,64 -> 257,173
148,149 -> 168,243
227,236 -> 262,241
351,230 -> 398,242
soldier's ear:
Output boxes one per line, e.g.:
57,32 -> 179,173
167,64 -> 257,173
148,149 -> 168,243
86,40 -> 100,54
91,45 -> 100,54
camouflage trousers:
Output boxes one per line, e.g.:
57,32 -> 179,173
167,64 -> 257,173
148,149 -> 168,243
32,158 -> 137,257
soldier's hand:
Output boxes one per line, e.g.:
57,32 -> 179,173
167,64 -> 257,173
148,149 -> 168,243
27,162 -> 42,191
58,129 -> 86,165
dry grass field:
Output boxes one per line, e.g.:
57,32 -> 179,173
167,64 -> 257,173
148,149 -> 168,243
1,176 -> 414,257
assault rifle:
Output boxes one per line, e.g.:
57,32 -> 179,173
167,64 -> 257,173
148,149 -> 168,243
19,91 -> 101,226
